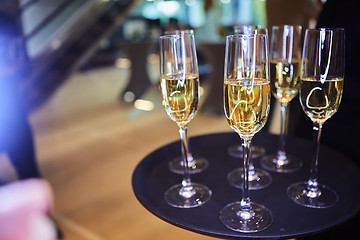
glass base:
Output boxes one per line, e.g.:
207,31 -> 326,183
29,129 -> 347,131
219,201 -> 273,233
168,155 -> 209,174
164,183 -> 212,208
227,168 -> 272,190
287,181 -> 338,208
261,154 -> 302,173
228,145 -> 265,159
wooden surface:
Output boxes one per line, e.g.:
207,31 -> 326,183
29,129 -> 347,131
29,66 -> 232,240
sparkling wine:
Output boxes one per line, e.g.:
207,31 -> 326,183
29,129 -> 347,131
299,78 -> 344,124
160,73 -> 200,126
224,78 -> 270,138
270,60 -> 301,103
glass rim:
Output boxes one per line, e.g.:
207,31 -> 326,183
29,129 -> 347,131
305,28 -> 345,33
272,25 -> 302,30
226,33 -> 267,39
164,29 -> 194,35
160,33 -> 194,39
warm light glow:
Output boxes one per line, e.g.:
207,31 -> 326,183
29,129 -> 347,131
147,53 -> 159,64
115,58 -> 131,69
134,99 -> 155,111
200,86 -> 205,97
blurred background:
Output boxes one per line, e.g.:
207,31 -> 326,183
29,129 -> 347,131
0,1 -> 336,240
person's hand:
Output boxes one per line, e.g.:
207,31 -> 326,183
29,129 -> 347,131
0,179 -> 57,240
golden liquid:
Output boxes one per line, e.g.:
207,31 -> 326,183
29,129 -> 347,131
270,60 -> 301,103
160,73 -> 200,126
300,78 -> 344,124
224,78 -> 270,138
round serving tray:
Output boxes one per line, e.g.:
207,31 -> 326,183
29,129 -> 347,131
132,132 -> 360,239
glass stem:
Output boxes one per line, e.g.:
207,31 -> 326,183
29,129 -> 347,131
307,122 -> 323,196
179,125 -> 192,190
248,148 -> 255,177
277,102 -> 289,161
240,136 -> 254,217
187,152 -> 194,163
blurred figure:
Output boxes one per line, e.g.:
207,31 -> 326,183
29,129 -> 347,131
0,179 -> 56,240
0,11 -> 41,179
266,0 -> 322,29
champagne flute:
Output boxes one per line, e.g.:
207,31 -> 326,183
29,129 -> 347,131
227,26 -> 272,190
261,25 -> 303,173
228,25 -> 267,160
159,33 -> 212,208
287,28 -> 344,208
220,34 -> 272,232
164,30 -> 209,174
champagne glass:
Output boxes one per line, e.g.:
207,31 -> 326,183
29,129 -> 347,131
287,28 -> 344,208
164,30 -> 209,174
261,25 -> 303,173
227,26 -> 272,190
220,34 -> 272,232
159,33 -> 212,208
228,25 -> 267,160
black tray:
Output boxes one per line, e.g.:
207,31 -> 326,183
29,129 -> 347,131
132,132 -> 360,239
